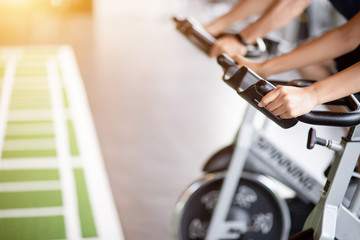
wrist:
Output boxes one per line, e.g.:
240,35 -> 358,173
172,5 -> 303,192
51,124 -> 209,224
260,60 -> 272,78
206,19 -> 232,36
235,33 -> 248,46
238,29 -> 258,45
306,84 -> 321,106
205,21 -> 225,37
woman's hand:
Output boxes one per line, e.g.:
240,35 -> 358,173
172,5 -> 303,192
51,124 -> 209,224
208,35 -> 247,58
204,22 -> 224,37
258,85 -> 318,119
233,55 -> 268,78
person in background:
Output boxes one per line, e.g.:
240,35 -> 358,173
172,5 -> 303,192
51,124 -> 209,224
232,6 -> 360,118
204,0 -> 312,57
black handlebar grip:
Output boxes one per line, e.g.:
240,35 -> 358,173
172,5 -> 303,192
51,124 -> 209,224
297,94 -> 360,127
217,58 -> 360,128
174,18 -> 207,51
255,80 -> 275,96
217,54 -> 236,69
217,57 -> 298,129
173,17 -> 215,54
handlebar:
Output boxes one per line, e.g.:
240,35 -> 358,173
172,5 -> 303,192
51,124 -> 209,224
217,54 -> 360,128
173,17 -> 269,58
174,17 -> 215,55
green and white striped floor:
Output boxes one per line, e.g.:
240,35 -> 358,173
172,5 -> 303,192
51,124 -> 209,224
0,46 -> 124,239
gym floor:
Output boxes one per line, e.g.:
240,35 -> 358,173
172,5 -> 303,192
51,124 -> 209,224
0,1 -> 345,239
0,5 -> 245,240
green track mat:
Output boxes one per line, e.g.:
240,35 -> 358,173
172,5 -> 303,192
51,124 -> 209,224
0,46 -> 124,240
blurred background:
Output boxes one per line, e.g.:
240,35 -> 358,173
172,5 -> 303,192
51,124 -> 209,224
0,0 -> 345,239
0,0 -> 245,239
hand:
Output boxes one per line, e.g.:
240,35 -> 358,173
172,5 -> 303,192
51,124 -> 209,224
209,35 -> 247,58
233,55 -> 267,78
204,22 -> 224,37
258,86 -> 318,119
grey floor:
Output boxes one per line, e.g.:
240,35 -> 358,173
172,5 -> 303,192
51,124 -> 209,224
89,13 -> 246,240
0,5 -> 345,240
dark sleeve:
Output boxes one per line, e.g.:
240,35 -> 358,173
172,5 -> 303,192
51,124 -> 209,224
334,45 -> 360,72
329,0 -> 360,20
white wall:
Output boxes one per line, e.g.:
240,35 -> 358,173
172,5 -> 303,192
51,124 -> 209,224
93,0 -> 174,19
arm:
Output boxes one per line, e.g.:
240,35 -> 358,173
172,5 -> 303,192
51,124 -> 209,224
205,0 -> 273,37
240,12 -> 360,77
208,0 -> 311,57
258,61 -> 360,119
240,0 -> 311,44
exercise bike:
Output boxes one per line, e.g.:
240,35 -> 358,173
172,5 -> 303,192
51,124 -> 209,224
214,55 -> 360,240
173,16 -> 317,240
172,17 -> 359,240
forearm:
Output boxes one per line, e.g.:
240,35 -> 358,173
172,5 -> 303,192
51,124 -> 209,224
207,0 -> 272,34
240,0 -> 311,43
309,62 -> 360,105
262,12 -> 360,77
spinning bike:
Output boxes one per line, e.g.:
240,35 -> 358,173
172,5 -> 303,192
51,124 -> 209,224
173,16 -> 316,240
215,55 -> 360,240
172,17 -> 359,240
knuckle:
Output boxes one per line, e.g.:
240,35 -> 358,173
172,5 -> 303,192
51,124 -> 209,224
277,85 -> 285,91
288,110 -> 296,118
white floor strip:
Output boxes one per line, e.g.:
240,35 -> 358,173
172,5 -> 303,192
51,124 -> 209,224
60,46 -> 125,240
11,95 -> 50,102
48,59 -> 82,240
72,157 -> 83,168
0,157 -> 82,170
0,158 -> 58,169
55,238 -> 99,240
0,181 -> 61,192
0,56 -> 17,161
0,207 -> 63,218
11,86 -> 49,90
13,76 -> 48,82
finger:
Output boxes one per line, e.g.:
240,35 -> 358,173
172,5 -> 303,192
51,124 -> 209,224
209,45 -> 219,57
204,25 -> 218,37
266,97 -> 284,112
212,39 -> 228,57
258,88 -> 280,107
238,44 -> 247,56
222,45 -> 232,57
233,55 -> 244,66
271,105 -> 287,117
233,54 -> 241,62
230,50 -> 244,59
233,54 -> 249,68
279,112 -> 292,119
228,43 -> 246,57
